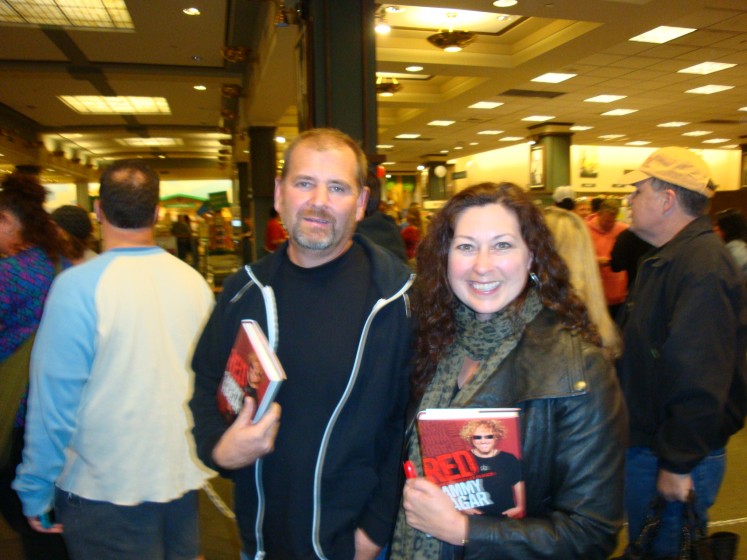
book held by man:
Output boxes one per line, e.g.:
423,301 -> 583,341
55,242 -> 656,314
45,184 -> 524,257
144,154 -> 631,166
417,408 -> 525,518
217,319 -> 286,423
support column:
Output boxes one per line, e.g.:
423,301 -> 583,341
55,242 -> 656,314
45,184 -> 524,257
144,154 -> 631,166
298,0 -> 377,158
75,180 -> 90,210
249,126 -> 277,260
527,123 -> 574,193
236,161 -> 254,264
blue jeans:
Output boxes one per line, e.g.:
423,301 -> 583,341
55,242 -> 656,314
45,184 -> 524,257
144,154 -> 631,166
54,488 -> 199,560
624,446 -> 725,558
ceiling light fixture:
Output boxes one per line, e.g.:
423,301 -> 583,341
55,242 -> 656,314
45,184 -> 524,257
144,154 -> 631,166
427,12 -> 475,53
493,0 -> 518,7
602,109 -> 638,116
685,84 -> 734,95
470,101 -> 503,109
629,26 -> 695,44
532,73 -> 576,84
183,7 -> 200,16
376,76 -> 402,97
375,14 -> 391,34
678,62 -> 736,75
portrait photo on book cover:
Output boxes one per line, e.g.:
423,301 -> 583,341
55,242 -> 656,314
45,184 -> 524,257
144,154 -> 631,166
417,410 -> 525,519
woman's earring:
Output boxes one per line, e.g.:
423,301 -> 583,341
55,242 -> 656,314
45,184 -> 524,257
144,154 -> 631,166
529,271 -> 540,286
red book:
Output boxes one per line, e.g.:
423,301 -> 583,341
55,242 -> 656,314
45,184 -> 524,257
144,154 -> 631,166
217,320 -> 286,423
417,408 -> 525,519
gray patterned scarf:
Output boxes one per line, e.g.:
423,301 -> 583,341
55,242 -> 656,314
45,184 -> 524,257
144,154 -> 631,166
389,288 -> 542,560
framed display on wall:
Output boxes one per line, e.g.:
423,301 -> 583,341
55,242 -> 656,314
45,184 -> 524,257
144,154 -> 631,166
530,145 -> 544,189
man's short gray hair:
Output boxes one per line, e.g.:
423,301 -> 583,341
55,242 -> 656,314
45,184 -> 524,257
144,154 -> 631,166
650,177 -> 710,218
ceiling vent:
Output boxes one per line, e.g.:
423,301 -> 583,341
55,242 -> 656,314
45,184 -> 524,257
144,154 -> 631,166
500,89 -> 565,99
700,119 -> 741,125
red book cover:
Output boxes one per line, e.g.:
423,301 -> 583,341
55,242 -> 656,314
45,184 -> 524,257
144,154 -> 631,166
417,408 -> 525,519
217,320 -> 286,423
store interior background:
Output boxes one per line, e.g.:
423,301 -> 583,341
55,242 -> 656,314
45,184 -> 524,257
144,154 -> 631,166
2,1 -> 747,558
2,0 -> 747,277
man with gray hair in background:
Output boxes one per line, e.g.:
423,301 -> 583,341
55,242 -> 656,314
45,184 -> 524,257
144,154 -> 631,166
616,147 -> 747,557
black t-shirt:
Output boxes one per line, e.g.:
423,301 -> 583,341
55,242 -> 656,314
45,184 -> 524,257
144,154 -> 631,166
473,451 -> 522,516
261,244 -> 375,558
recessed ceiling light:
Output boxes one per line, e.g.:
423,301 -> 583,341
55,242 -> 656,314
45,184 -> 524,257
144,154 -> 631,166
532,73 -> 576,84
417,165 -> 425,170
377,144 -> 394,149
493,0 -> 518,6
626,141 -> 651,146
396,133 -> 421,139
275,136 -> 286,143
375,17 -> 391,34
469,101 -> 503,109
702,138 -> 730,143
158,155 -> 166,159
193,85 -> 207,91
685,85 -> 734,95
602,109 -> 638,116
453,146 -> 463,150
585,95 -> 626,103
522,115 -> 554,122
570,125 -> 593,131
469,142 -> 479,146
740,107 -> 747,112
500,136 -> 525,142
682,130 -> 712,136
598,134 -> 625,139
428,120 -> 455,126
383,161 -> 396,165
629,26 -> 695,44
678,62 -> 736,75
440,150 -> 449,153
183,7 -> 200,16
406,65 -> 423,72
477,130 -> 503,135
658,121 -> 689,127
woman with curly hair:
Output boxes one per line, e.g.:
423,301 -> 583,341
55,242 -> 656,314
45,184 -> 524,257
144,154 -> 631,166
0,172 -> 69,559
391,182 -> 626,560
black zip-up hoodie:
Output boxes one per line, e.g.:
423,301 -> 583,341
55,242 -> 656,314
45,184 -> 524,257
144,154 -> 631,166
190,235 -> 414,559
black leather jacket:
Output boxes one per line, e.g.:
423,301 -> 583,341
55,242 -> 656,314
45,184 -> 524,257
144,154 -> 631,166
455,308 -> 627,559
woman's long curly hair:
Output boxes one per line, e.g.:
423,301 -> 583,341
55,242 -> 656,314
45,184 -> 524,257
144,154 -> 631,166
411,182 -> 601,399
0,173 -> 63,260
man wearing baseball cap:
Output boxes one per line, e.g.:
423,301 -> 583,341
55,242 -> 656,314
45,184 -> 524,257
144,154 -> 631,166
616,147 -> 747,557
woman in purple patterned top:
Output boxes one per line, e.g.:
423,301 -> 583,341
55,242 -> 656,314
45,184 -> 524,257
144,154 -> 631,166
0,172 -> 69,559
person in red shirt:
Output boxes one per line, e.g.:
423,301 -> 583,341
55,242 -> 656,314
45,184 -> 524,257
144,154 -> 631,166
263,208 -> 288,254
587,198 -> 628,318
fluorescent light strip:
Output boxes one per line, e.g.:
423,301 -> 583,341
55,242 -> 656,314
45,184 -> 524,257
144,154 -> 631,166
469,101 -> 503,109
585,95 -> 626,103
602,109 -> 638,116
0,0 -> 134,29
685,85 -> 734,95
532,73 -> 576,84
629,26 -> 695,44
678,62 -> 735,75
59,96 -> 171,114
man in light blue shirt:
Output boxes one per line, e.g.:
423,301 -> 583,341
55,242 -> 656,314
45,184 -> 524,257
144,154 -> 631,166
14,160 -> 216,560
